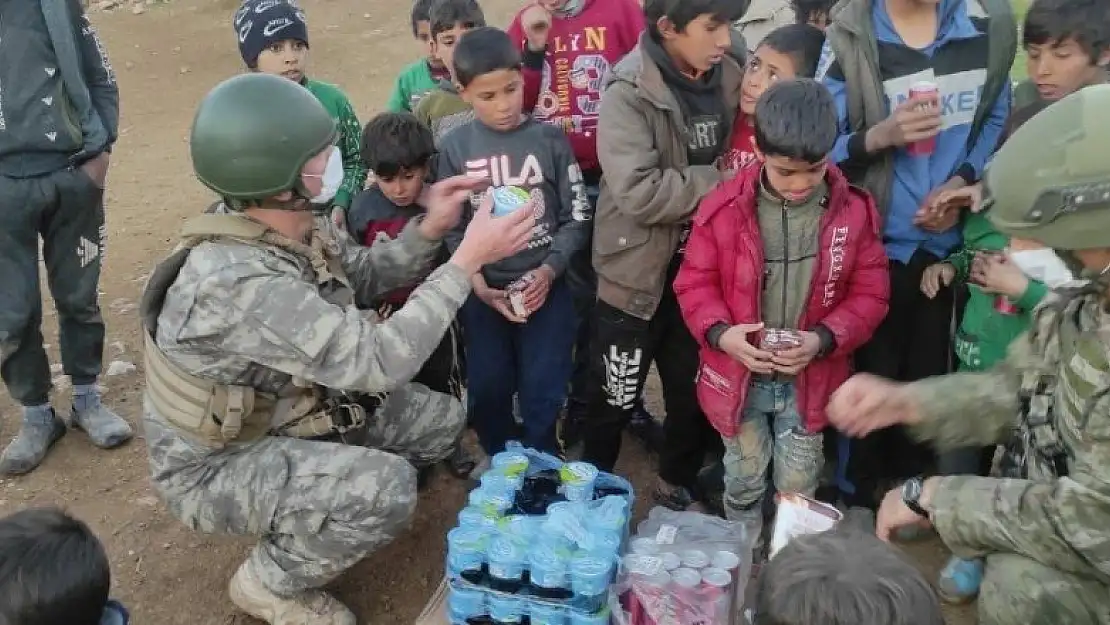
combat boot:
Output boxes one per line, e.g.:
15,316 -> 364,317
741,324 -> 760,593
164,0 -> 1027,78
228,561 -> 356,625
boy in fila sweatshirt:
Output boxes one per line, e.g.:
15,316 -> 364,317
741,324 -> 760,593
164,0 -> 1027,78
439,27 -> 592,456
507,0 -> 660,452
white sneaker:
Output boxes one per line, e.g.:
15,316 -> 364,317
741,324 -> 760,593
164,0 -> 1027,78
228,561 -> 356,625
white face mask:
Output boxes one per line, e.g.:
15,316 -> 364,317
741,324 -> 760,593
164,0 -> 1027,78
1008,249 -> 1079,288
305,146 -> 343,205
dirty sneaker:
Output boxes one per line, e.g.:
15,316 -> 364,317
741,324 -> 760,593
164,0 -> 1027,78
938,556 -> 984,604
229,561 -> 356,625
71,387 -> 133,449
0,406 -> 67,475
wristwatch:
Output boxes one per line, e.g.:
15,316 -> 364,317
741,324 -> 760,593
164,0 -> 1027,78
901,477 -> 930,518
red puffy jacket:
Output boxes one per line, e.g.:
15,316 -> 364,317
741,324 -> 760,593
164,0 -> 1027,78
674,164 -> 889,436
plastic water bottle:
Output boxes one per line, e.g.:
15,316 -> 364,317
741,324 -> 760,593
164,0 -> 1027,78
487,534 -> 525,593
446,527 -> 487,578
528,599 -> 567,625
446,584 -> 486,624
528,543 -> 569,598
487,593 -> 525,624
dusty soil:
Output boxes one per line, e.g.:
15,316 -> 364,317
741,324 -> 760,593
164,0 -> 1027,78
0,1 -> 975,622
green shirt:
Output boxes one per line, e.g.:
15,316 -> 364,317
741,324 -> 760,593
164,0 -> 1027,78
303,78 -> 367,209
414,82 -> 474,145
945,211 -> 1048,371
387,59 -> 440,113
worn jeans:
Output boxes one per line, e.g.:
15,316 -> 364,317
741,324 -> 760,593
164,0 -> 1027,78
722,380 -> 824,534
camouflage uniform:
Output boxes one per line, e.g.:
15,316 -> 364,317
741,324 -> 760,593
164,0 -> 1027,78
142,206 -> 468,596
896,86 -> 1110,625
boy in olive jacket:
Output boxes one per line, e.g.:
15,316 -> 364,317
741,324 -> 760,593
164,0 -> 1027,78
580,0 -> 743,511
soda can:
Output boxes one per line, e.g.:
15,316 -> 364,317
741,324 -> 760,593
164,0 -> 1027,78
670,568 -> 703,622
710,550 -> 740,574
994,295 -> 1019,315
679,549 -> 710,569
700,568 -> 733,624
907,81 -> 939,157
491,185 -> 531,217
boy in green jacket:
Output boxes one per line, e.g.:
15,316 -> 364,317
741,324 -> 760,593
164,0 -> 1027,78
387,0 -> 453,113
413,0 -> 485,143
233,0 -> 367,211
917,0 -> 1107,603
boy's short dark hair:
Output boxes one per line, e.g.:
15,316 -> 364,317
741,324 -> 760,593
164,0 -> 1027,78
644,0 -> 742,40
1023,0 -> 1110,61
360,112 -> 435,179
428,0 -> 486,39
0,508 -> 111,625
754,529 -> 944,625
411,0 -> 435,36
754,78 -> 838,163
759,24 -> 826,78
452,27 -> 522,88
791,0 -> 837,25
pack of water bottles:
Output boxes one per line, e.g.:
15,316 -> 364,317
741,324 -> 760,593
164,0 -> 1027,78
609,508 -> 752,625
445,443 -> 635,625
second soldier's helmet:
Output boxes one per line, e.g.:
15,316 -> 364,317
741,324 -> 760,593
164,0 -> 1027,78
190,73 -> 337,205
987,84 -> 1110,251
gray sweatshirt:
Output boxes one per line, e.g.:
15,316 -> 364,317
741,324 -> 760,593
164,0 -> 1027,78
439,117 -> 592,288
0,0 -> 119,177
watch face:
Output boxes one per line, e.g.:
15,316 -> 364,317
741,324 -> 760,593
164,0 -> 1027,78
902,478 -> 922,502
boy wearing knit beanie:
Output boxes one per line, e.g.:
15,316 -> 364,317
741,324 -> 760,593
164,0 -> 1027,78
233,0 -> 367,212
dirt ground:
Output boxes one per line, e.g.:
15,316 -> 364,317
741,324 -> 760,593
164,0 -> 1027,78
0,1 -> 975,622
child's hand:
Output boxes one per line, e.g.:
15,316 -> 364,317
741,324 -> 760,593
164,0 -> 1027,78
475,280 -> 527,324
520,265 -> 555,312
719,323 -> 775,374
970,252 -> 1028,298
920,263 -> 955,299
330,206 -> 348,232
521,4 -> 552,52
770,331 -> 822,375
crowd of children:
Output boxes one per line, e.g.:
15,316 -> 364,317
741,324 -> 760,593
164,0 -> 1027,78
231,0 -> 1107,608
3,0 -> 1108,622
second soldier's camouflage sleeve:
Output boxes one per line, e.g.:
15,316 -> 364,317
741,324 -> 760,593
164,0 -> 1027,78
906,331 -> 1030,451
338,217 -> 442,307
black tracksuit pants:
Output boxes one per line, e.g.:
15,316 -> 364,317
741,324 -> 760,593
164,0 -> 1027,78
0,168 -> 107,407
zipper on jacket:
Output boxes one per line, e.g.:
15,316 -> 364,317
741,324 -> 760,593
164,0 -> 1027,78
775,199 -> 789,381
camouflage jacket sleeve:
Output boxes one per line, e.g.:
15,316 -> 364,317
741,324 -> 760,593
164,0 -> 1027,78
916,298 -> 1110,583
333,217 -> 443,309
217,259 -> 472,394
906,333 -> 1028,450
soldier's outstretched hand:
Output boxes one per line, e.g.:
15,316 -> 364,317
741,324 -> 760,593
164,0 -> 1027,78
828,373 -> 921,437
451,191 -> 535,274
420,175 -> 490,238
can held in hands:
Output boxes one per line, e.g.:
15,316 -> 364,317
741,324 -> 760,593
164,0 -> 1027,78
907,81 -> 939,157
492,185 -> 531,217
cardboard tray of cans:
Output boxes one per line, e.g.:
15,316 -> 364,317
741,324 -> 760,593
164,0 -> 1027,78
443,443 -> 635,625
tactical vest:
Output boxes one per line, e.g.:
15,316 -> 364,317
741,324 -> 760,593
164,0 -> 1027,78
139,213 -> 368,448
997,294 -> 1078,481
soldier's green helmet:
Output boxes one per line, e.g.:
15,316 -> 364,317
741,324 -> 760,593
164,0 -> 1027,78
987,84 -> 1110,251
190,73 -> 337,203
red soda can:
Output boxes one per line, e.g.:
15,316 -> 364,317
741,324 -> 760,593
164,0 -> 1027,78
994,295 -> 1019,315
906,81 -> 939,157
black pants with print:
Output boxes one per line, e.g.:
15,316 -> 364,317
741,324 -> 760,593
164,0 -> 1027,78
0,168 -> 106,406
844,248 -> 961,509
581,287 -> 722,491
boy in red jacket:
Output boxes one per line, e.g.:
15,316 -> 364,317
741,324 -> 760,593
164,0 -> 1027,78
674,79 -> 888,545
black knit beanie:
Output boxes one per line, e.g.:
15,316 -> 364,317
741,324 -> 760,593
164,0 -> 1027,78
233,0 -> 309,67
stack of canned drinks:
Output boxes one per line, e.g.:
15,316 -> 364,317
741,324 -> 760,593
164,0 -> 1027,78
617,539 -> 744,625
445,447 -> 635,625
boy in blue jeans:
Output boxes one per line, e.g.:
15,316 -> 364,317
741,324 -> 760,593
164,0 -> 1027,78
440,27 -> 591,455
0,507 -> 129,625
